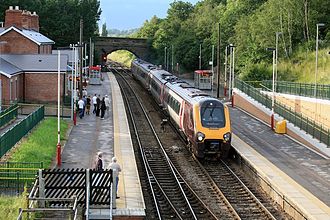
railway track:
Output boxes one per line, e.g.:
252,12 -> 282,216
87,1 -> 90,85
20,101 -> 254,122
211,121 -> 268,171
112,67 -> 222,219
108,63 -> 288,220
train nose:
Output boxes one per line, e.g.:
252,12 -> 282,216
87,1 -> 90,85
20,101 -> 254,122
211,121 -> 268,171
205,140 -> 220,152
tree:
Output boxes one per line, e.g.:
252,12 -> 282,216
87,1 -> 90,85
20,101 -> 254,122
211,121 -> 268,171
101,22 -> 108,37
0,0 -> 101,47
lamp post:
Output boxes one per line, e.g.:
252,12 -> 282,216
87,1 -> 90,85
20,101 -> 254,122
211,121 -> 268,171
171,45 -> 174,73
57,50 -> 61,167
211,45 -> 215,93
228,44 -> 235,104
164,47 -> 167,70
267,47 -> 276,130
224,45 -> 228,97
199,44 -> 202,70
315,23 -> 325,98
275,32 -> 282,92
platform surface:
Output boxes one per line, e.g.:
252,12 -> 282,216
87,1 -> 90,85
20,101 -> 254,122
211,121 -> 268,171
60,72 -> 145,218
108,72 -> 145,213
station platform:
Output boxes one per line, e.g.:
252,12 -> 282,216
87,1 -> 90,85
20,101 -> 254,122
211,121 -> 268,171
178,75 -> 330,219
230,90 -> 330,219
60,72 -> 145,219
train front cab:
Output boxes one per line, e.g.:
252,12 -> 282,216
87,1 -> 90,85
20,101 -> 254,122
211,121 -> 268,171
193,99 -> 231,159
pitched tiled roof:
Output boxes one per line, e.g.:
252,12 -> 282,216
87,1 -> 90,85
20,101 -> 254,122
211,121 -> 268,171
0,54 -> 68,76
0,26 -> 54,45
0,58 -> 23,78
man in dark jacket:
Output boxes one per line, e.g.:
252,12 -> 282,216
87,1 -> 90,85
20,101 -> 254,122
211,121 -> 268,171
96,95 -> 101,116
95,152 -> 103,171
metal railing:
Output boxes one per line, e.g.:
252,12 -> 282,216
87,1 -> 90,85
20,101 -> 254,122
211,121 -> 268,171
235,79 -> 330,146
0,106 -> 44,158
262,80 -> 330,100
0,162 -> 43,195
0,104 -> 19,128
17,197 -> 78,220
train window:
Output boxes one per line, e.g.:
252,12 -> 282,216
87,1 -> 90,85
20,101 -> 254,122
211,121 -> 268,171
200,101 -> 225,128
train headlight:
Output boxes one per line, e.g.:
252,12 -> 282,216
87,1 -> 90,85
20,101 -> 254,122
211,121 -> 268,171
196,132 -> 205,142
223,132 -> 231,142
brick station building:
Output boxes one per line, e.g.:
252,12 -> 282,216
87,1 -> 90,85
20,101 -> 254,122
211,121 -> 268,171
0,6 -> 68,105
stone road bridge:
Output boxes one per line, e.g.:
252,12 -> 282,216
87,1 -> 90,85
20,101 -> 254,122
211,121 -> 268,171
95,37 -> 149,61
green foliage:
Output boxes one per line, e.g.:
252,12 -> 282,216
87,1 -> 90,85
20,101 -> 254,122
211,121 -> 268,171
108,50 -> 136,67
10,118 -> 69,168
101,23 -> 108,37
109,28 -> 139,37
134,0 -> 329,82
0,0 -> 101,47
0,194 -> 26,219
240,62 -> 271,81
278,47 -> 330,83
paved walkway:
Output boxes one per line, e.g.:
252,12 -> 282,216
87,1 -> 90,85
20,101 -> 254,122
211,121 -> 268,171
61,73 -> 114,169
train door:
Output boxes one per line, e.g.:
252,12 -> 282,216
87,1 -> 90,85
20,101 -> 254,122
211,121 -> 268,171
183,102 -> 194,140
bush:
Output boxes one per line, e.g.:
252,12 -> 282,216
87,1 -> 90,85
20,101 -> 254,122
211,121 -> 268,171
240,62 -> 272,81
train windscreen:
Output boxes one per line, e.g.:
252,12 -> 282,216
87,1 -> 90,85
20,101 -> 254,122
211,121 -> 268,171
200,100 -> 225,128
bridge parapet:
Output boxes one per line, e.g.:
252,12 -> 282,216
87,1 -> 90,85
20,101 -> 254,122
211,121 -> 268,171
95,37 -> 149,60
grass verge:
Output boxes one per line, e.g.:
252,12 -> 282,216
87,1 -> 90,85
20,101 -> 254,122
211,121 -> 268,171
9,117 -> 69,167
0,118 -> 70,219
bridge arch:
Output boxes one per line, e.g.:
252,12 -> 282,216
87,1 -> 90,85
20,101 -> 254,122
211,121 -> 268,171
94,37 -> 150,61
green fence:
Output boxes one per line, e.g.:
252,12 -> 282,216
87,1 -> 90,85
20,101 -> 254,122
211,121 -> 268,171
0,106 -> 45,158
0,104 -> 19,128
235,79 -> 330,146
0,162 -> 43,195
261,80 -> 330,99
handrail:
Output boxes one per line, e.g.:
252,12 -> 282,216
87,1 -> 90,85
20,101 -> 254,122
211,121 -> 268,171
235,79 -> 330,146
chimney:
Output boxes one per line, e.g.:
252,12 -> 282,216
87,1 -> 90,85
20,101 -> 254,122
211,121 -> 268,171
30,11 -> 39,32
21,10 -> 32,29
4,6 -> 39,31
4,5 -> 23,29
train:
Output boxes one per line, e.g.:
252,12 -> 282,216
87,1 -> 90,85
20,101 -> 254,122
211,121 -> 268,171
131,59 -> 231,159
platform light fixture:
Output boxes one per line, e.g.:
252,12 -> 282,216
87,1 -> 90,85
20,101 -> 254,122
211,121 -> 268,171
315,23 -> 325,98
228,44 -> 235,104
275,32 -> 282,92
267,47 -> 276,130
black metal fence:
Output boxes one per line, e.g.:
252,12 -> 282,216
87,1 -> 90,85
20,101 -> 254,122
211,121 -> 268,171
262,80 -> 330,100
0,161 -> 43,195
0,106 -> 45,158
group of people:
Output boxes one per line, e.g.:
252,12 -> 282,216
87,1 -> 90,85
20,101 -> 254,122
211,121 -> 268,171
95,152 -> 121,199
77,92 -> 110,119
92,94 -> 111,119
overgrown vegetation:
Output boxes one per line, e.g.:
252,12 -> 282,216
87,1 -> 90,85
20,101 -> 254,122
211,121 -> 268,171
0,118 -> 69,219
133,0 -> 330,83
9,118 -> 69,168
0,194 -> 26,219
108,50 -> 136,68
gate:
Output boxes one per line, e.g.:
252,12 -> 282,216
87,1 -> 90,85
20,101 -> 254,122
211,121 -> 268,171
42,168 -> 112,206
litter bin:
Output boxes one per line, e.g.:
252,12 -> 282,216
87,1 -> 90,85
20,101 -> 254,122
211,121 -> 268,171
275,120 -> 287,134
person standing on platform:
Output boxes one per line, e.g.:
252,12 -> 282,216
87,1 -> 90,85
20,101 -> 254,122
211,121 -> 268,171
82,96 -> 87,117
104,95 -> 110,113
92,94 -> 97,114
100,97 -> 106,119
82,88 -> 87,97
86,95 -> 91,115
94,152 -> 103,171
96,95 -> 101,117
108,157 -> 121,198
78,98 -> 85,119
